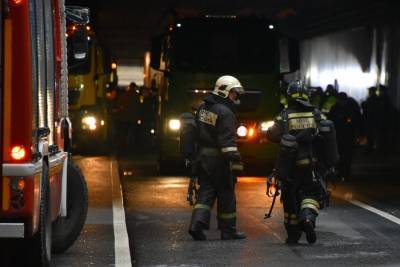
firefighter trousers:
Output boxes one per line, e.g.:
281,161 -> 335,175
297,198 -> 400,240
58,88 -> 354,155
189,156 -> 237,233
281,166 -> 322,240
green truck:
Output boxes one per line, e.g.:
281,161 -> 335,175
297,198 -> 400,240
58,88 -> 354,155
148,16 -> 299,172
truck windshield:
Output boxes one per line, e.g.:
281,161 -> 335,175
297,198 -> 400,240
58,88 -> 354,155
172,19 -> 277,73
186,90 -> 264,113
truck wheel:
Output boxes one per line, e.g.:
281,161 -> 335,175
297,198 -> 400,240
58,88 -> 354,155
30,163 -> 52,267
52,159 -> 88,253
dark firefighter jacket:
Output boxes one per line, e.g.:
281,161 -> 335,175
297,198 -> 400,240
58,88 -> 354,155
196,94 -> 239,159
267,99 -> 324,161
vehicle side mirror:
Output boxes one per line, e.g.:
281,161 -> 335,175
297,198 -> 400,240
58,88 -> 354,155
71,27 -> 89,61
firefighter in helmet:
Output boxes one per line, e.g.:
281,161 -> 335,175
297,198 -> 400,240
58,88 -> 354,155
266,80 -> 338,244
188,75 -> 246,240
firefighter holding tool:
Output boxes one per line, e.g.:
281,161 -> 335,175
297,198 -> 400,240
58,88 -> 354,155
180,75 -> 247,241
266,80 -> 339,245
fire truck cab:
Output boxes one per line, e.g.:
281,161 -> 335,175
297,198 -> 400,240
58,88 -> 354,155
1,1 -> 88,266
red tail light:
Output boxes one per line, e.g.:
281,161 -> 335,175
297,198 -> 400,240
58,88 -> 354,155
9,0 -> 24,5
11,145 -> 27,161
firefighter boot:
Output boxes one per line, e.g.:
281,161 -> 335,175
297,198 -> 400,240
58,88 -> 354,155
188,207 -> 210,241
285,224 -> 301,245
219,219 -> 246,240
188,227 -> 206,241
303,219 -> 316,244
221,229 -> 246,240
300,202 -> 319,244
188,220 -> 207,240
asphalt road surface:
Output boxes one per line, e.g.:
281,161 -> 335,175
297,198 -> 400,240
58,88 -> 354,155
3,151 -> 399,267
52,156 -> 116,266
120,152 -> 400,267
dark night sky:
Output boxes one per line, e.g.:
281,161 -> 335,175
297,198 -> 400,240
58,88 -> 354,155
65,0 -> 388,66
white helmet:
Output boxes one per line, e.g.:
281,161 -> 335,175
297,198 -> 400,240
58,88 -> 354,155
212,75 -> 244,98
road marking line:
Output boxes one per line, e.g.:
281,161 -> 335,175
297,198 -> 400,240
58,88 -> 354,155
348,199 -> 400,226
111,159 -> 132,267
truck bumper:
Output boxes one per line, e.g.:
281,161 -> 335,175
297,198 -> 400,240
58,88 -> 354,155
0,223 -> 24,238
238,141 -> 278,164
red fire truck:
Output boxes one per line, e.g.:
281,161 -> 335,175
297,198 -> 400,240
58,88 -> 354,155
1,1 -> 88,266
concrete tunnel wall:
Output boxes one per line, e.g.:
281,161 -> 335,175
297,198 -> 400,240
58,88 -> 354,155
300,26 -> 391,104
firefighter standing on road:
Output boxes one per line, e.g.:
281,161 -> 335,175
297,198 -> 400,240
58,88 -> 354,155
266,80 -> 338,245
188,75 -> 246,241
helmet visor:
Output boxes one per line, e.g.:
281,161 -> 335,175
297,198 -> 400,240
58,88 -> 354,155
231,86 -> 245,95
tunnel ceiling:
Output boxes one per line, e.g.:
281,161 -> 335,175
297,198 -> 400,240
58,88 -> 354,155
65,0 -> 394,66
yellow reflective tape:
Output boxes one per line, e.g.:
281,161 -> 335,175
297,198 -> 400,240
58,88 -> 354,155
301,203 -> 319,214
219,212 -> 237,219
221,147 -> 238,153
194,204 -> 211,210
321,114 -> 327,120
276,116 -> 282,121
301,198 -> 320,209
290,214 -> 297,219
198,109 -> 218,126
288,112 -> 314,119
291,93 -> 309,100
295,158 -> 317,166
288,117 -> 316,131
230,163 -> 243,171
296,158 -> 311,165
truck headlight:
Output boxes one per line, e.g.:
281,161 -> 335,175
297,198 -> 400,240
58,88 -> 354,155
261,121 -> 274,131
237,125 -> 247,137
168,119 -> 181,131
82,116 -> 97,130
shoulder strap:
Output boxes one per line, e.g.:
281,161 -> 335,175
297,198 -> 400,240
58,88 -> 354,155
281,109 -> 289,134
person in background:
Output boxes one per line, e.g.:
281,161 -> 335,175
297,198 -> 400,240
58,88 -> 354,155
329,92 -> 361,180
321,84 -> 338,115
361,87 -> 379,153
310,87 -> 323,109
376,85 -> 395,154
112,82 -> 141,153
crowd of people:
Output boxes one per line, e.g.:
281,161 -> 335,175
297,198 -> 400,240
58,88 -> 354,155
108,82 -> 157,153
309,84 -> 398,181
